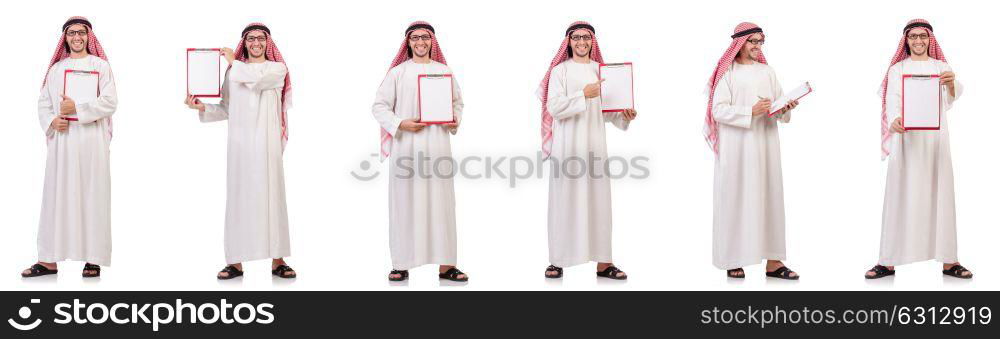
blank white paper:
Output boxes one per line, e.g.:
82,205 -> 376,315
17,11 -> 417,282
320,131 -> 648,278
902,75 -> 941,129
418,75 -> 454,123
187,49 -> 221,96
600,63 -> 634,112
64,70 -> 99,105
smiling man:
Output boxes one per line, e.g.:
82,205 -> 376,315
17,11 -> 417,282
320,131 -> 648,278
372,21 -> 468,282
704,22 -> 800,280
184,22 -> 297,280
21,17 -> 117,279
539,21 -> 637,280
866,19 -> 972,280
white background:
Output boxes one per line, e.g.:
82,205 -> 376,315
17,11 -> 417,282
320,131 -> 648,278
1,0 -> 996,291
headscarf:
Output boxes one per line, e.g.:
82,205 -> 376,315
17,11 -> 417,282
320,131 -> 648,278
536,21 -> 604,158
703,22 -> 767,155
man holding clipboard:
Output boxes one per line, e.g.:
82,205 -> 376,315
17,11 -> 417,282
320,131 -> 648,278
866,19 -> 971,280
704,22 -> 800,280
184,23 -> 298,280
372,22 -> 468,282
539,21 -> 636,280
21,17 -> 117,279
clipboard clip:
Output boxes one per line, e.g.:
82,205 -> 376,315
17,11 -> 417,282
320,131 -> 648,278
421,74 -> 450,78
603,62 -> 629,68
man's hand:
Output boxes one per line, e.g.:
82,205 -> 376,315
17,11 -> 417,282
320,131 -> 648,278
50,115 -> 70,133
399,118 -> 427,133
622,108 -> 638,121
221,48 -> 236,65
59,95 -> 77,116
940,71 -> 956,95
778,99 -> 799,115
185,95 -> 205,112
752,97 -> 772,116
891,117 -> 906,134
443,120 -> 460,133
584,79 -> 605,99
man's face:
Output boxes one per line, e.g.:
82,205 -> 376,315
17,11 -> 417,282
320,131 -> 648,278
906,28 -> 929,56
739,33 -> 763,60
65,24 -> 88,54
569,28 -> 593,58
408,29 -> 432,58
245,30 -> 268,59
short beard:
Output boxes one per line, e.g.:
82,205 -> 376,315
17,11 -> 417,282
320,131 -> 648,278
573,46 -> 591,59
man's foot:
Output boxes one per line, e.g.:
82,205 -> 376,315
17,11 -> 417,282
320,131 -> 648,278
439,265 -> 468,282
21,262 -> 57,278
271,258 -> 296,278
545,265 -> 563,278
943,263 -> 973,279
727,268 -> 745,278
765,260 -> 799,279
596,262 -> 627,280
82,263 -> 100,278
388,270 -> 409,281
865,264 -> 895,279
218,264 -> 243,280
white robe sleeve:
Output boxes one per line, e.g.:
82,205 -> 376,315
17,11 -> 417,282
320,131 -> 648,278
942,62 -> 963,110
200,74 -> 230,122
604,111 -> 630,131
37,68 -> 58,137
546,65 -> 588,120
228,60 -> 287,91
711,70 -> 752,129
769,67 -> 791,123
886,65 -> 903,123
372,69 -> 404,137
74,62 -> 118,124
449,72 -> 464,135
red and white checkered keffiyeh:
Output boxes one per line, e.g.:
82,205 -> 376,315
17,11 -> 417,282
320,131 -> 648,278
378,21 -> 447,160
703,22 -> 767,155
879,18 -> 946,160
42,16 -> 108,86
536,21 -> 604,159
233,22 -> 293,149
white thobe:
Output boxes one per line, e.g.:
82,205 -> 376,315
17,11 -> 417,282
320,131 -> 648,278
36,55 -> 117,266
879,58 -> 963,266
372,60 -> 464,270
711,61 -> 789,270
545,60 -> 630,268
201,60 -> 291,264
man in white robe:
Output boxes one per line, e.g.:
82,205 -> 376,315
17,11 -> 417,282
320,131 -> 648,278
372,21 -> 468,282
704,23 -> 799,280
538,22 -> 636,280
866,19 -> 972,280
22,17 -> 117,279
185,23 -> 296,280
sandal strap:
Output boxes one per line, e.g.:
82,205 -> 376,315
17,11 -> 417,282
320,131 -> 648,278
946,265 -> 968,274
84,264 -> 100,271
443,267 -> 463,278
871,265 -> 892,275
771,266 -> 791,277
273,265 -> 293,273
546,265 -> 563,273
728,268 -> 744,276
222,265 -> 242,274
601,266 -> 623,277
31,263 -> 51,273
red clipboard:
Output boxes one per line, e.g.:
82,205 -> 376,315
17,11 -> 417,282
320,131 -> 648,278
62,69 -> 100,122
417,74 -> 456,124
901,74 -> 942,130
768,82 -> 813,117
598,62 -> 635,113
186,48 -> 222,98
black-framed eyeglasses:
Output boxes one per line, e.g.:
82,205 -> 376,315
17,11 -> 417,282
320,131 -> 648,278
747,39 -> 765,46
65,30 -> 88,38
570,34 -> 593,42
245,36 -> 267,43
907,33 -> 930,41
409,34 -> 432,42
